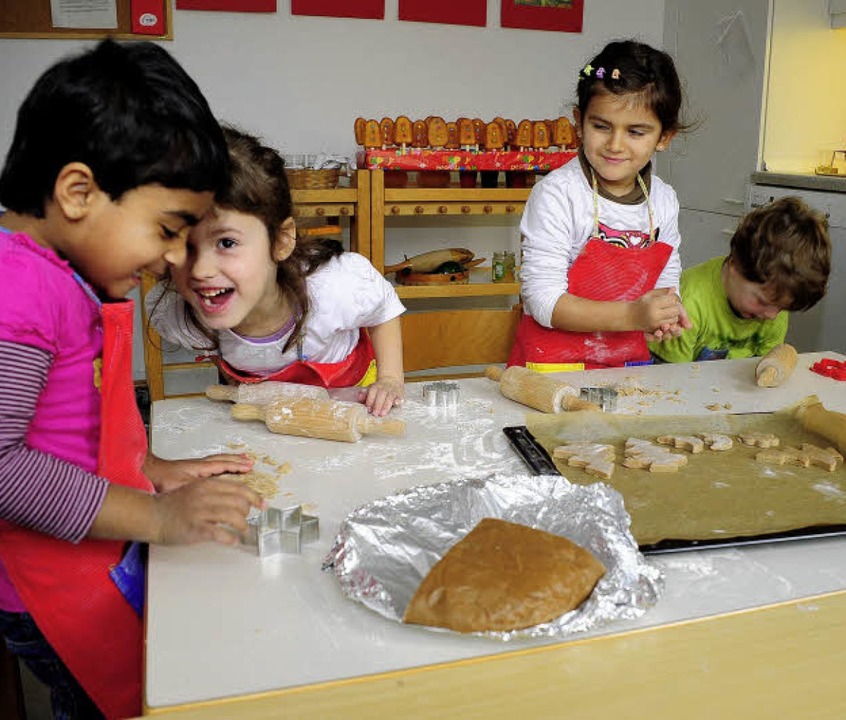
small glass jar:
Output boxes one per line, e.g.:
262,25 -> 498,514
492,251 -> 516,283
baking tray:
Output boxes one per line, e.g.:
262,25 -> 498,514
503,424 -> 846,555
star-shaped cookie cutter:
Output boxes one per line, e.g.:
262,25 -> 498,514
244,505 -> 320,556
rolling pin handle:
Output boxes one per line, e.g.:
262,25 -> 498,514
484,365 -> 504,382
206,384 -> 236,401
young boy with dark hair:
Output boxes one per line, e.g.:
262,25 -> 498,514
0,40 -> 263,719
651,196 -> 830,363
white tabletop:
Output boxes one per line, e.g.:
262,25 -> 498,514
146,353 -> 846,710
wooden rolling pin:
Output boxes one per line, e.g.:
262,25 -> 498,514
231,397 -> 406,443
755,344 -> 798,387
484,366 -> 599,413
795,395 -> 846,455
206,382 -> 328,405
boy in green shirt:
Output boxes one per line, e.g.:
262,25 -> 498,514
651,197 -> 830,363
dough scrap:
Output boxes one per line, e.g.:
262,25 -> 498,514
698,433 -> 734,451
656,435 -> 705,453
739,432 -> 780,448
403,518 -> 606,633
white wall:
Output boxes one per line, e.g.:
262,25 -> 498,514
0,1 -> 665,380
763,0 -> 846,173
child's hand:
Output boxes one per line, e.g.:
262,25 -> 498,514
631,288 -> 683,333
645,298 -> 691,342
152,477 -> 264,546
363,377 -> 405,417
144,452 -> 254,493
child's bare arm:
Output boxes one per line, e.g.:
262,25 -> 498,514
550,287 -> 682,334
364,317 -> 405,417
88,478 -> 264,546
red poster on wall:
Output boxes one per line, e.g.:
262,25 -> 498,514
291,0 -> 385,20
398,0 -> 486,27
176,0 -> 276,11
131,0 -> 166,33
501,0 -> 583,33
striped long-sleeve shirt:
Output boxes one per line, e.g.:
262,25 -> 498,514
0,340 -> 108,542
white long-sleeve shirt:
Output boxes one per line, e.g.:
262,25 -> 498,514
148,252 -> 405,376
519,157 -> 682,328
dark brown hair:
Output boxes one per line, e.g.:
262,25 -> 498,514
176,125 -> 343,352
576,39 -> 689,135
730,196 -> 831,311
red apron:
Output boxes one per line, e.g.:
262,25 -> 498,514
509,238 -> 672,369
0,300 -> 152,719
217,327 -> 376,387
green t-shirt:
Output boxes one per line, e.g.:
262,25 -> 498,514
649,256 -> 788,363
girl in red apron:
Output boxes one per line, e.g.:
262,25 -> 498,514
0,41 -> 264,719
147,128 -> 406,417
510,40 -> 692,371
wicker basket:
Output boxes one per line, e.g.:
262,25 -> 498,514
286,168 -> 340,190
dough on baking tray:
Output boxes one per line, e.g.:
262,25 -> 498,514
402,518 -> 606,633
623,438 -> 688,473
553,442 -> 615,480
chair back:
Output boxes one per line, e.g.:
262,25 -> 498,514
401,306 -> 521,380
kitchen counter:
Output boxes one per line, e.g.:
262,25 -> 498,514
751,170 -> 846,193
143,354 -> 846,718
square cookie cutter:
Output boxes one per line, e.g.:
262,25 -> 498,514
579,387 -> 618,412
244,505 -> 320,557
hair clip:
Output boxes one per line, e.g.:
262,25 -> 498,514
595,67 -> 606,79
611,68 -> 621,80
581,63 -> 594,77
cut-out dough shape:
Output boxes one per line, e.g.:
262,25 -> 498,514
800,443 -> 842,472
656,435 -> 705,453
698,433 -> 733,451
739,432 -> 780,448
623,438 -> 687,473
554,442 -> 615,480
755,446 -> 810,468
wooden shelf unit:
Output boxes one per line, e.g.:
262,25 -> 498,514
369,168 -> 528,300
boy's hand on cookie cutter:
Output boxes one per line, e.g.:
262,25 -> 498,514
153,477 -> 265,546
363,376 -> 405,417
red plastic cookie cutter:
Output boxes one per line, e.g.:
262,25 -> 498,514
810,358 -> 846,381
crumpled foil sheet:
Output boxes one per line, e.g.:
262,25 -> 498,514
324,474 -> 663,640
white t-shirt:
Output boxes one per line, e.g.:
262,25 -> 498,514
519,158 -> 682,328
147,252 -> 405,376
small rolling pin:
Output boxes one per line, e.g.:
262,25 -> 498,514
484,366 -> 599,413
231,397 -> 405,443
795,395 -> 846,455
206,382 -> 328,405
755,344 -> 798,387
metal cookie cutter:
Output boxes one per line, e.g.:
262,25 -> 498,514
244,505 -> 320,557
422,381 -> 460,409
580,386 -> 619,412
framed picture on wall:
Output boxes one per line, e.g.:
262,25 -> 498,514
501,0 -> 583,33
175,0 -> 276,10
398,0 -> 486,27
290,0 -> 384,20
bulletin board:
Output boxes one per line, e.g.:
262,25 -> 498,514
0,0 -> 173,40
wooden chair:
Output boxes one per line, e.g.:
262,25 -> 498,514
401,306 -> 521,381
139,272 -> 217,401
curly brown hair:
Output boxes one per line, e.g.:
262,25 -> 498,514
729,196 -> 830,312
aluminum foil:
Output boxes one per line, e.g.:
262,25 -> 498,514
324,473 -> 663,640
